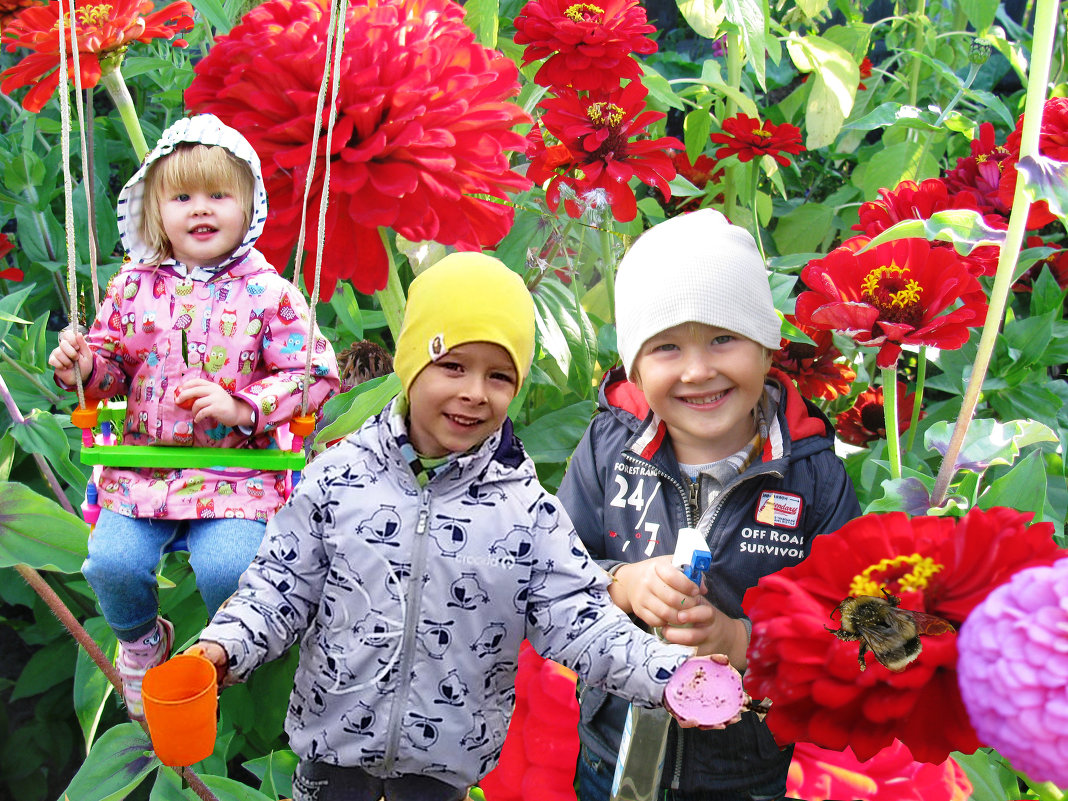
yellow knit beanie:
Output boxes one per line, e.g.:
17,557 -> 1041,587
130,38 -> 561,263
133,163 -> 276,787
394,252 -> 536,395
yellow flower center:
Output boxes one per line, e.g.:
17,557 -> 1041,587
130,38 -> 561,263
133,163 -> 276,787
587,102 -> 624,128
79,3 -> 113,25
860,263 -> 923,325
753,128 -> 773,139
849,553 -> 943,596
564,3 -> 604,22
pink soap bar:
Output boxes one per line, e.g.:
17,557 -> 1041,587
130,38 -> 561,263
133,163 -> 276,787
664,658 -> 745,726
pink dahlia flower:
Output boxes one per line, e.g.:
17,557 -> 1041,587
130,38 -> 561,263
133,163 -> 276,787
957,557 -> 1068,787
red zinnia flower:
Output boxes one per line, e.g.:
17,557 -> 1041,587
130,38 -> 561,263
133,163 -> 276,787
0,0 -> 43,28
1,0 -> 193,113
998,96 -> 1068,230
513,0 -> 656,92
854,178 -> 1005,277
186,0 -> 530,300
795,235 -> 989,368
0,232 -> 21,281
857,56 -> 873,91
709,114 -> 804,168
943,122 -> 1014,218
787,740 -> 972,801
529,80 -> 682,222
742,506 -> 1063,764
773,316 -> 856,402
658,150 -> 725,214
835,382 -> 916,446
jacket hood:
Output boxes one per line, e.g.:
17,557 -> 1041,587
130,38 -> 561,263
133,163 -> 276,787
116,113 -> 269,271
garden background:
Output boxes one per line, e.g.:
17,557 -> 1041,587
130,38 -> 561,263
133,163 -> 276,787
0,0 -> 1066,796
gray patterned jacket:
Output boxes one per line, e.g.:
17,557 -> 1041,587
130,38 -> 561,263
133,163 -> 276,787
202,400 -> 691,789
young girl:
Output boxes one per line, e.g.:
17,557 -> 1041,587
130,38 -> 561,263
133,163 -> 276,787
47,114 -> 340,720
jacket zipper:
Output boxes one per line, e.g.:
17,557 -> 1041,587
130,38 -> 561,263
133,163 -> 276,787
383,494 -> 431,772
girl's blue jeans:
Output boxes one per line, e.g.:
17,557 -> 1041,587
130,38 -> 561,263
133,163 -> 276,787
82,509 -> 266,641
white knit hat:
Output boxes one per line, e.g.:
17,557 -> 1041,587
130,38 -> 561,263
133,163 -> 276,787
614,209 -> 782,378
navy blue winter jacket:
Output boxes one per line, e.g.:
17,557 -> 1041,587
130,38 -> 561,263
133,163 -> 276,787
557,367 -> 861,795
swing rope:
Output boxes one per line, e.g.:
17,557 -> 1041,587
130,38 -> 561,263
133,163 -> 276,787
291,0 -> 348,418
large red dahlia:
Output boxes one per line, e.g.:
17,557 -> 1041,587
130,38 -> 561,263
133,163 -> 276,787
998,96 -> 1068,230
795,235 -> 989,368
773,315 -> 856,402
528,80 -> 681,222
709,113 -> 804,168
742,506 -> 1063,764
513,0 -> 657,92
943,122 -> 1014,218
1,0 -> 193,113
186,0 -> 531,299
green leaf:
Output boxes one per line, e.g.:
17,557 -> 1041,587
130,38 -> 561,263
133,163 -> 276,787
858,209 -> 1006,253
959,0 -> 997,31
772,203 -> 835,255
242,750 -> 298,799
925,418 -> 1058,472
640,65 -> 686,112
514,401 -> 596,464
683,109 -> 712,164
842,103 -> 936,133
3,148 -> 45,192
0,284 -> 34,344
1002,308 -> 1057,367
74,616 -> 117,751
463,0 -> 499,48
850,141 -> 940,202
675,0 -> 725,38
315,373 -> 401,446
1016,154 -> 1068,224
722,0 -> 768,89
328,282 -> 365,340
11,638 -> 76,700
785,33 -> 858,149
978,450 -> 1047,516
0,482 -> 89,572
10,409 -> 87,491
58,722 -> 158,801
952,749 -> 1022,801
189,0 -> 232,34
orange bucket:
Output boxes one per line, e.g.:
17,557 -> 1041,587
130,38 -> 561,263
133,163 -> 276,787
142,653 -> 218,767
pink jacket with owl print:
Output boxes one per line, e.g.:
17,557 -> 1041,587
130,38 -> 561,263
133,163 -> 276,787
61,115 -> 340,522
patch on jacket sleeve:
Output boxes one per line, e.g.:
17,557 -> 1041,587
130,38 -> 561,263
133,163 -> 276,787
754,491 -> 803,529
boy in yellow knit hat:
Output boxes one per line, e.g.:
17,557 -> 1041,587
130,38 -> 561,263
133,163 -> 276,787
190,253 -> 740,801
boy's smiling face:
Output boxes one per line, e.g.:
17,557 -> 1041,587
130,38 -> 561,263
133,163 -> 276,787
633,322 -> 770,464
407,341 -> 518,458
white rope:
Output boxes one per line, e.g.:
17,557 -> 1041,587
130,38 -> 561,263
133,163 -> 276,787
65,0 -> 99,312
56,0 -> 85,409
294,0 -> 347,415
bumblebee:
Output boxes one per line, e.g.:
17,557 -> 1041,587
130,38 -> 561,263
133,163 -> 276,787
826,588 -> 955,672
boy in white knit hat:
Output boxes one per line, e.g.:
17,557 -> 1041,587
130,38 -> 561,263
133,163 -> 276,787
558,209 -> 861,801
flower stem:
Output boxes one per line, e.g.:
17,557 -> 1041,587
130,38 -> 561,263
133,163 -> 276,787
750,161 -> 767,263
904,346 -> 926,453
906,0 -> 928,108
0,348 -> 65,406
374,227 -> 407,344
882,365 -> 902,480
600,224 -> 617,324
723,30 -> 742,221
98,64 -> 149,161
930,0 -> 1058,508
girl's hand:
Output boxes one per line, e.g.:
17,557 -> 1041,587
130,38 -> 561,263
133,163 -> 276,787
613,555 -> 703,627
175,379 -> 256,428
47,328 -> 93,386
185,641 -> 229,688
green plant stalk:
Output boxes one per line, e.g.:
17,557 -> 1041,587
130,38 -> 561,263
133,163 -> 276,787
0,371 -> 75,514
1023,780 -> 1066,801
904,346 -> 927,453
750,161 -> 767,263
723,29 -> 742,221
930,0 -> 1058,508
375,227 -> 407,343
906,0 -> 928,108
98,60 -> 149,161
0,348 -> 66,406
600,224 -> 616,324
881,364 -> 902,480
